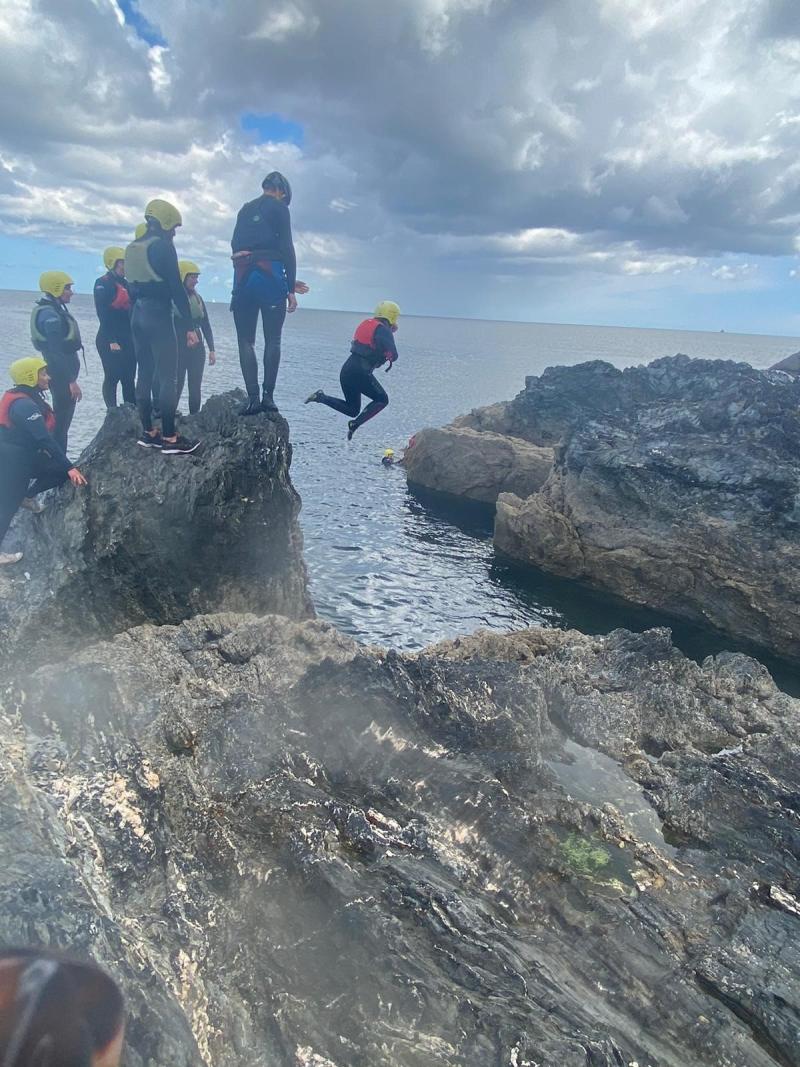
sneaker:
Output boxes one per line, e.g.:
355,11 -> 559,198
304,390 -> 323,404
20,497 -> 46,514
347,420 -> 358,441
0,552 -> 23,566
238,397 -> 262,416
161,434 -> 201,455
137,431 -> 163,449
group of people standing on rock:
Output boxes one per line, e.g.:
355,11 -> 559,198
0,169 -> 403,566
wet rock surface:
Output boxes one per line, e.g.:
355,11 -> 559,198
2,615 -> 799,1066
412,356 -> 800,660
0,394 -> 312,668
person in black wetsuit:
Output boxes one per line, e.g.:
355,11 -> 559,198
174,259 -> 216,415
305,301 -> 401,440
230,171 -> 309,414
124,199 -> 201,454
0,357 -> 87,566
93,247 -> 135,408
30,271 -> 83,452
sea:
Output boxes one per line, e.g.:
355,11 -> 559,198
4,290 -> 800,686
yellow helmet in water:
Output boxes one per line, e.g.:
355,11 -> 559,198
179,259 -> 201,284
384,448 -> 395,457
103,246 -> 125,271
134,222 -> 147,239
144,198 -> 182,232
10,356 -> 47,388
39,270 -> 73,299
374,300 -> 400,326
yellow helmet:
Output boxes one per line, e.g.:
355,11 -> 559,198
134,222 -> 147,239
39,270 -> 74,299
179,259 -> 201,284
144,198 -> 182,232
374,300 -> 400,326
10,356 -> 47,388
103,246 -> 125,271
383,448 -> 395,457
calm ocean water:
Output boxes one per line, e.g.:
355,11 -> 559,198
3,290 -> 799,682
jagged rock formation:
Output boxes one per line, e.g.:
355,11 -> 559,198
0,394 -> 312,669
408,356 -> 800,660
2,614 -> 799,1066
403,426 -> 552,504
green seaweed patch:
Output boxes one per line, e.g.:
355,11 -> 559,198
560,832 -> 612,878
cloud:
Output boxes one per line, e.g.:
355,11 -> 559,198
0,0 -> 797,320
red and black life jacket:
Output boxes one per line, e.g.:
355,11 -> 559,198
109,277 -> 132,312
0,388 -> 56,433
352,317 -> 382,350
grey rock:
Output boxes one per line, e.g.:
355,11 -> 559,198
403,425 -> 552,503
0,394 -> 312,669
3,615 -> 800,1066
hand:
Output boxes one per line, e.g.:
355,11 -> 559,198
384,363 -> 392,373
294,280 -> 310,295
208,350 -> 216,366
110,342 -> 121,352
69,381 -> 82,402
68,467 -> 87,487
186,330 -> 200,347
287,292 -> 298,313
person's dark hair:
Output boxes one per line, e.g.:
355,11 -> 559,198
261,171 -> 292,205
0,949 -> 124,1067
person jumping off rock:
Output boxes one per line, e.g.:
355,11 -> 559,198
305,301 -> 401,440
124,199 -> 201,454
0,357 -> 87,566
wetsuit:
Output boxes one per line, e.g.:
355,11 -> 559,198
30,296 -> 82,451
125,230 -> 192,439
0,386 -> 73,547
175,291 -> 215,415
316,318 -> 398,431
93,271 -> 135,407
230,195 -> 297,405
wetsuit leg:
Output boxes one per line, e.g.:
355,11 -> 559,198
260,302 -> 287,403
134,300 -> 178,437
97,331 -> 121,408
176,340 -> 189,410
316,355 -> 364,416
186,345 -> 205,415
132,302 -> 155,431
232,293 -> 260,399
0,444 -> 32,546
48,374 -> 76,453
348,370 -> 388,431
119,336 -> 137,405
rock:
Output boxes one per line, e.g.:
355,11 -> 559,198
403,425 -> 552,504
3,615 -> 800,1066
0,394 -> 312,670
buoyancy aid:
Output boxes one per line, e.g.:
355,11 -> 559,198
352,318 -> 382,350
30,297 -> 82,353
109,278 -> 131,312
0,388 -> 56,433
124,235 -> 170,300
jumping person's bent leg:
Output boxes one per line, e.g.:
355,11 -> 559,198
315,355 -> 366,416
349,371 -> 388,432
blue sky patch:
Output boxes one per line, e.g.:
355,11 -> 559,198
117,0 -> 166,46
241,112 -> 304,147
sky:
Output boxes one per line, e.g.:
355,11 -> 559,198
0,0 -> 799,334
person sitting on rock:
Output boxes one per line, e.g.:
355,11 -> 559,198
0,357 -> 87,566
30,271 -> 83,452
93,247 -> 135,409
0,947 -> 125,1066
174,259 -> 216,416
305,301 -> 401,440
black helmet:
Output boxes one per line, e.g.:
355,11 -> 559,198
261,171 -> 292,205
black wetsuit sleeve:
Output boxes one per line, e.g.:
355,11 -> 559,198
148,239 -> 192,320
93,276 -> 122,341
231,204 -> 249,254
374,323 -> 399,364
36,307 -> 77,384
199,297 -> 215,349
9,398 -> 73,472
275,203 -> 297,293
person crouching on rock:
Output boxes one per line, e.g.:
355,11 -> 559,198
0,357 -> 87,566
30,271 -> 83,453
0,948 -> 125,1066
124,199 -> 201,455
305,301 -> 401,440
175,260 -> 216,416
93,247 -> 135,409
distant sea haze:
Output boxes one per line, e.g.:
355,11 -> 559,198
3,290 -> 799,679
